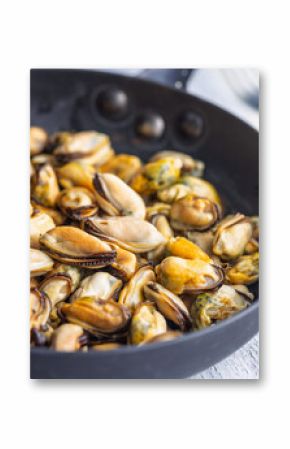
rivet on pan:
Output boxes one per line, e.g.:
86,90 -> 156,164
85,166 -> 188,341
135,112 -> 165,140
96,87 -> 128,120
177,111 -> 204,140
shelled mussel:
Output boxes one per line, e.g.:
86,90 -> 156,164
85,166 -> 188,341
29,127 -> 259,351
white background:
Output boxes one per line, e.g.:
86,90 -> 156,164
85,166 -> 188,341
0,1 -> 288,447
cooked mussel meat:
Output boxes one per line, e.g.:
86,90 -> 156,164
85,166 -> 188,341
60,297 -> 131,337
91,342 -> 123,351
166,236 -> 212,263
29,127 -> 259,352
30,248 -> 54,277
146,202 -> 171,219
31,163 -> 60,207
118,266 -> 156,312
130,157 -> 181,194
70,272 -> 122,302
144,281 -> 192,331
31,153 -> 54,166
51,323 -> 87,351
30,210 -> 55,249
180,175 -> 222,206
40,226 -> 116,268
30,127 -> 48,156
93,173 -> 146,219
30,288 -> 51,330
53,131 -> 114,166
185,230 -> 214,255
129,302 -> 167,345
150,151 -> 204,177
157,183 -> 192,203
212,214 -> 253,260
99,154 -> 142,183
85,216 -> 165,253
31,201 -> 65,225
39,264 -> 81,307
57,186 -> 98,220
225,252 -> 259,285
145,330 -> 182,344
170,194 -> 220,231
156,256 -> 223,295
56,161 -> 96,191
147,214 -> 174,263
191,284 -> 253,329
108,244 -> 137,281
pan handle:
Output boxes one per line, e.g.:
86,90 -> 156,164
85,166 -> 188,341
138,69 -> 194,91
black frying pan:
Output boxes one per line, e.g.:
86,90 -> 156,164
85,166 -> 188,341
30,69 -> 259,379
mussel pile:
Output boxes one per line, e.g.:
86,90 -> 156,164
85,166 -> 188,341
30,127 -> 259,351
